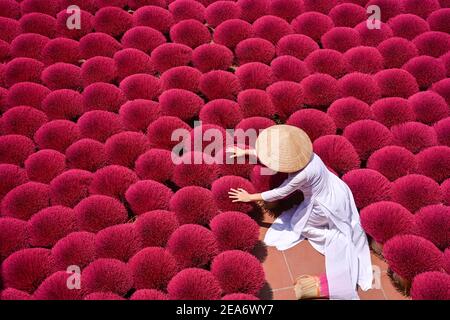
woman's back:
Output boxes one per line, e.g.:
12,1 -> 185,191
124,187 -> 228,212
293,154 -> 353,216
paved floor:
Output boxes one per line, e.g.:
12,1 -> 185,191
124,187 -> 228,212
255,212 -> 409,300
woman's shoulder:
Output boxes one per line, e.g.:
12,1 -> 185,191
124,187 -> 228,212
311,153 -> 325,167
287,154 -> 318,178
303,153 -> 327,176
304,153 -> 320,169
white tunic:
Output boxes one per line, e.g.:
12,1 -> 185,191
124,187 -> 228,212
261,153 -> 373,300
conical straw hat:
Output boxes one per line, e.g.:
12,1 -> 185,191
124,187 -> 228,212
255,125 -> 313,173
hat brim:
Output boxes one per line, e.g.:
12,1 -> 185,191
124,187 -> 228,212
255,125 -> 313,173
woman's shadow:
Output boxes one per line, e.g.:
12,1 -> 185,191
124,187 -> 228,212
250,191 -> 305,300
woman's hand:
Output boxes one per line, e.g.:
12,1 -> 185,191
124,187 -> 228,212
225,146 -> 247,159
228,188 -> 252,202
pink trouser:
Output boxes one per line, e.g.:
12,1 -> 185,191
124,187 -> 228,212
319,273 -> 330,298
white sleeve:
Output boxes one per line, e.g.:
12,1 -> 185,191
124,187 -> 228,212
260,169 -> 308,202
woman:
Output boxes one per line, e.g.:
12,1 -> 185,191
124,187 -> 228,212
227,125 -> 373,300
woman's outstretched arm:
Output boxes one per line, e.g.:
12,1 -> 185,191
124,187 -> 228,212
228,173 -> 305,203
226,148 -> 309,203
226,146 -> 257,158
228,188 -> 263,202
260,169 -> 308,202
